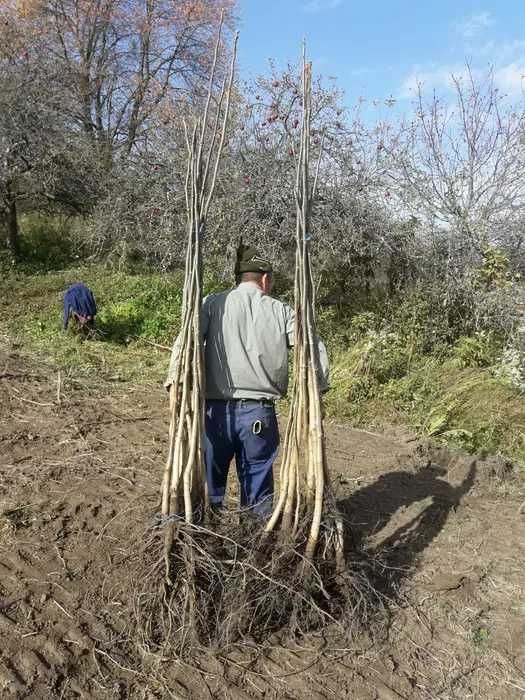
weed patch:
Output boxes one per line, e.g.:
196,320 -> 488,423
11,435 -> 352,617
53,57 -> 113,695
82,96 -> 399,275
1,264 -> 524,465
0,265 -> 221,383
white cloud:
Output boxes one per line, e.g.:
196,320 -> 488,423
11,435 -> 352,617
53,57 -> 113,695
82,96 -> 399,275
399,65 -> 470,99
303,0 -> 342,14
494,62 -> 525,96
399,60 -> 525,100
472,38 -> 525,60
454,10 -> 494,39
396,7 -> 525,103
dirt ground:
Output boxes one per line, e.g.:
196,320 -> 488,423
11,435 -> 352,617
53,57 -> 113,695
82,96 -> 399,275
1,349 -> 525,699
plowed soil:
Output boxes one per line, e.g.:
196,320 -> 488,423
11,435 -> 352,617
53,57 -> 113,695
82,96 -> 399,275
1,349 -> 524,699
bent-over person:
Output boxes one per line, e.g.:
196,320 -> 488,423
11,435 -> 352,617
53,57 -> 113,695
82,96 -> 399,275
63,283 -> 97,332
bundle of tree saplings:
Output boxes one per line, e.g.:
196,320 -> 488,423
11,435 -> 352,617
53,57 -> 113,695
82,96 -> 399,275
161,21 -> 238,575
244,53 -> 384,644
135,18 -> 239,653
245,52 -> 388,644
265,51 -> 345,570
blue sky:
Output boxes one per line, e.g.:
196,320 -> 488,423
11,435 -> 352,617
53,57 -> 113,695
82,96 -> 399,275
237,1 -> 525,113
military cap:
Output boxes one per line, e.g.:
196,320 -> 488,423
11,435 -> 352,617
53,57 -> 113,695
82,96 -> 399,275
234,240 -> 273,275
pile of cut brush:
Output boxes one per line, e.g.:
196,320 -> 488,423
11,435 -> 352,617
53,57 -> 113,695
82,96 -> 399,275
132,37 -> 387,658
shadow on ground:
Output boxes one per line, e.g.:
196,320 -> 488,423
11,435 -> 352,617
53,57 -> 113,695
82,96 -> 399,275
338,457 -> 477,598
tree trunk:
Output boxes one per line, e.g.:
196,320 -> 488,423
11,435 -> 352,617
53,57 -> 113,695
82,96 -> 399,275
6,186 -> 20,261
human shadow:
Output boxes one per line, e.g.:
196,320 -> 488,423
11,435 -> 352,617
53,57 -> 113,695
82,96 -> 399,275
90,317 -> 133,344
337,459 -> 477,598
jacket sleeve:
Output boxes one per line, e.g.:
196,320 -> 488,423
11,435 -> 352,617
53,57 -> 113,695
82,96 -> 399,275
283,303 -> 330,393
164,296 -> 211,390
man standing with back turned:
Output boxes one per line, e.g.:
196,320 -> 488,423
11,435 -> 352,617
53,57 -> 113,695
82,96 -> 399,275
165,242 -> 329,519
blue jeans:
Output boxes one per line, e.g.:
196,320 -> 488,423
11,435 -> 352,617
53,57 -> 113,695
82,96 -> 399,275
205,400 -> 279,518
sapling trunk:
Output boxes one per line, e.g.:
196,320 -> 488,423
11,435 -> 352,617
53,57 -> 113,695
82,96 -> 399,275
265,49 -> 344,571
160,17 -> 238,579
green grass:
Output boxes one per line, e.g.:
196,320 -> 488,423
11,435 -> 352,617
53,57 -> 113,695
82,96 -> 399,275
472,625 -> 490,648
0,264 -> 222,384
325,347 -> 525,467
1,253 -> 524,467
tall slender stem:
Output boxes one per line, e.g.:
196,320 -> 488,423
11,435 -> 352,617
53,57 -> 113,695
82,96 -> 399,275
266,47 -> 344,567
161,20 -> 237,571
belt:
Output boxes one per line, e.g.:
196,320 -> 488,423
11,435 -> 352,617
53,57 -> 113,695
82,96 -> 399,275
211,398 -> 275,407
238,398 -> 274,407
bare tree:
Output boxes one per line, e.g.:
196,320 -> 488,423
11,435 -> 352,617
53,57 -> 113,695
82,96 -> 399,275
0,0 -> 237,260
379,67 -> 525,253
0,41 -> 64,259
31,0 -> 236,156
208,63 -> 390,282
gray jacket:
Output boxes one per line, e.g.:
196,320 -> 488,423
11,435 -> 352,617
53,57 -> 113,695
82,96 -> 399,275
165,282 -> 329,400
